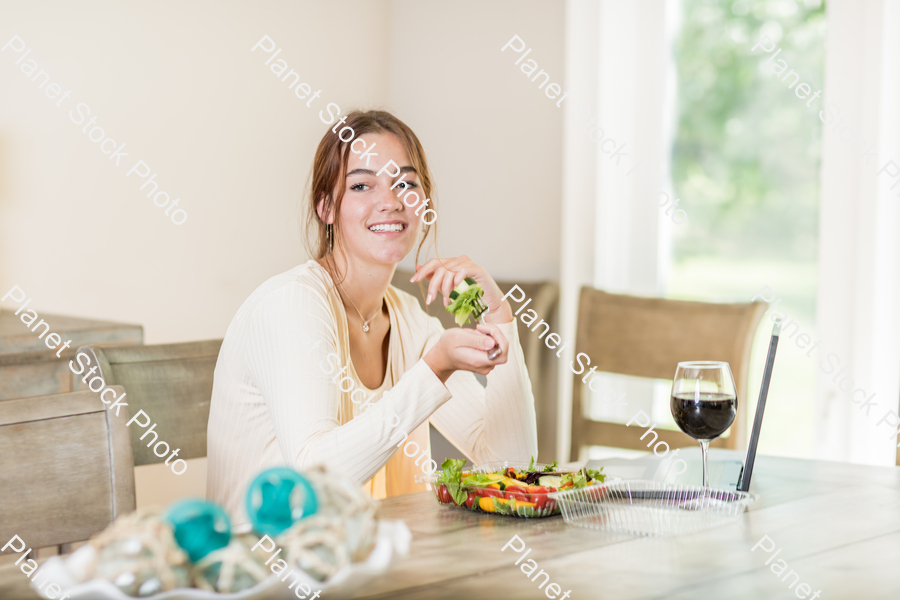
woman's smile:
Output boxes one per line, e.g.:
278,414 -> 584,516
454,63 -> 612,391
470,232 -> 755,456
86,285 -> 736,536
368,219 -> 409,237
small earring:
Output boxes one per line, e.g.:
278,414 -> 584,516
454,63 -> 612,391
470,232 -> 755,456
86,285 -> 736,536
327,224 -> 334,253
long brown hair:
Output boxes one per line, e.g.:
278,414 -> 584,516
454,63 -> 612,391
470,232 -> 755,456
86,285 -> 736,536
304,110 -> 437,283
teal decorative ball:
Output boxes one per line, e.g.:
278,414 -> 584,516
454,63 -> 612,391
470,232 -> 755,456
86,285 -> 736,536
245,468 -> 318,537
162,499 -> 232,563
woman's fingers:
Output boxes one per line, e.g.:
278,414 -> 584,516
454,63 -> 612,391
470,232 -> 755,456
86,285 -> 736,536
411,257 -> 514,322
476,323 -> 509,363
414,258 -> 468,304
457,352 -> 498,375
454,345 -> 499,375
425,267 -> 448,305
456,326 -> 508,369
411,257 -> 462,282
431,326 -> 510,379
441,268 -> 469,308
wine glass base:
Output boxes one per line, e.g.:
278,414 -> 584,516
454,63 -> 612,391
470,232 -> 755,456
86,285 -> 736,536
677,489 -> 735,511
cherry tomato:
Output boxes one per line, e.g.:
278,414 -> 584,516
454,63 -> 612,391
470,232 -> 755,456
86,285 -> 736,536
530,495 -> 557,513
527,485 -> 551,494
480,488 -> 503,499
438,484 -> 451,504
466,491 -> 478,509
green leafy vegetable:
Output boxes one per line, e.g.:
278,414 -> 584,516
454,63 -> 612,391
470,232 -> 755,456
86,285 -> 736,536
517,505 -> 536,518
543,461 -> 559,473
436,458 -> 468,506
559,467 -> 606,489
460,473 -> 496,488
586,468 -> 606,483
560,472 -> 587,488
491,497 -> 514,515
445,280 -> 485,326
527,456 -> 536,471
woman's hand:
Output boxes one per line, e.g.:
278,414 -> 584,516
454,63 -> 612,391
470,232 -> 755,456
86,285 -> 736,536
410,255 -> 514,324
423,324 -> 510,383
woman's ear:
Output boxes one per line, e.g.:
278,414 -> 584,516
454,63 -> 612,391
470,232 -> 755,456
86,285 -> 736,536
316,196 -> 334,225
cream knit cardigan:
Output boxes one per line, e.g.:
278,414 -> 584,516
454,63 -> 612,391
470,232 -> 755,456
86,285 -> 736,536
206,260 -> 538,527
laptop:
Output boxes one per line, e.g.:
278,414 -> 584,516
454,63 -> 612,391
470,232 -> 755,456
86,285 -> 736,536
583,319 -> 781,492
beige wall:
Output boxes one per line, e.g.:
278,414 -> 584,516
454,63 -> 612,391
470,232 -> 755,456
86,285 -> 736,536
0,1 -> 563,508
388,0 -> 564,280
0,0 -> 392,346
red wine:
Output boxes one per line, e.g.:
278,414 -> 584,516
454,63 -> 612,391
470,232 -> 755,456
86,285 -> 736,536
671,392 -> 737,441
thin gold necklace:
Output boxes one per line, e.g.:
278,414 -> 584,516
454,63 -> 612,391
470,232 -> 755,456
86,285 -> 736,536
337,280 -> 381,333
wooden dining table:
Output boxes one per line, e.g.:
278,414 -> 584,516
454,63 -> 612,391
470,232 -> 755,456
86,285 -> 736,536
2,450 -> 899,599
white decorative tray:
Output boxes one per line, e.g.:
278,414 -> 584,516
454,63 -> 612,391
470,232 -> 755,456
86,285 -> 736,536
32,521 -> 411,600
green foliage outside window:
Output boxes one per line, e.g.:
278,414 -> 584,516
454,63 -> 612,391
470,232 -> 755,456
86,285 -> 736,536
666,0 -> 827,459
671,0 -> 826,262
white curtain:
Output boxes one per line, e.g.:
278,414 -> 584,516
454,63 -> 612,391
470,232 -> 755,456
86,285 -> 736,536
815,0 -> 900,466
558,0 -> 676,459
560,0 -> 900,466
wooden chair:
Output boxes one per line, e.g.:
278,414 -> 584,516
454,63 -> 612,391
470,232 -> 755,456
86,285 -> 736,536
0,387 -> 135,554
392,271 -> 560,461
570,288 -> 766,460
80,340 -> 222,466
0,310 -> 142,402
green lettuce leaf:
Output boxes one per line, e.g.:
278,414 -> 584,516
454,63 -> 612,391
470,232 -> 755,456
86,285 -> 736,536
437,458 -> 469,506
461,473 -> 496,488
559,468 -> 606,489
517,504 -> 536,518
586,468 -> 606,483
445,284 -> 484,326
492,497 -> 515,515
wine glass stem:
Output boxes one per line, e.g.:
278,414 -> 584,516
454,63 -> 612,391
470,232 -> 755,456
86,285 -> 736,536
700,440 -> 710,488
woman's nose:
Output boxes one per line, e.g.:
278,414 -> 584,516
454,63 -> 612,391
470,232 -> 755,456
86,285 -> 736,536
376,183 -> 406,210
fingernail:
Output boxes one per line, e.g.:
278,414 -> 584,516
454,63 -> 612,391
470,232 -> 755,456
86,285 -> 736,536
426,294 -> 432,304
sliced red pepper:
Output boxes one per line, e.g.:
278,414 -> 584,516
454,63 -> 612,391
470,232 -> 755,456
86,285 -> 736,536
503,485 -> 529,502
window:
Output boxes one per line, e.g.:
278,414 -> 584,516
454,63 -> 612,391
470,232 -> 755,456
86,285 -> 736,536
666,0 -> 827,458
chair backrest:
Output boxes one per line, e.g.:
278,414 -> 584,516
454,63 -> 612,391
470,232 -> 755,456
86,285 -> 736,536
81,340 -> 222,466
0,310 -> 143,401
0,387 -> 135,552
570,287 -> 766,460
391,271 -> 560,458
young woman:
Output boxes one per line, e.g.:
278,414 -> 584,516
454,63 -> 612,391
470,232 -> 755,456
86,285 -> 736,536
206,110 -> 537,527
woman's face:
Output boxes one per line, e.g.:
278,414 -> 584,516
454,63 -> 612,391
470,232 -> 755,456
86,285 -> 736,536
330,131 -> 424,266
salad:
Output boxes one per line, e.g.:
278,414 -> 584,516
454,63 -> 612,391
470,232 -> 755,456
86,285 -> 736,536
445,278 -> 485,326
431,458 -> 606,518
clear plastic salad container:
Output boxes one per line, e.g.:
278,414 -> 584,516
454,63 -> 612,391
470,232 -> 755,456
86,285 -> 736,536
417,461 -> 607,519
549,479 -> 758,536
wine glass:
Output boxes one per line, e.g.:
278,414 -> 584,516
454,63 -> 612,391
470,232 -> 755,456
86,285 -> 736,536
670,362 -> 737,490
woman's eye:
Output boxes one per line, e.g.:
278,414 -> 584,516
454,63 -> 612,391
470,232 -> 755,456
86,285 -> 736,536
396,181 -> 418,190
350,183 -> 369,191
